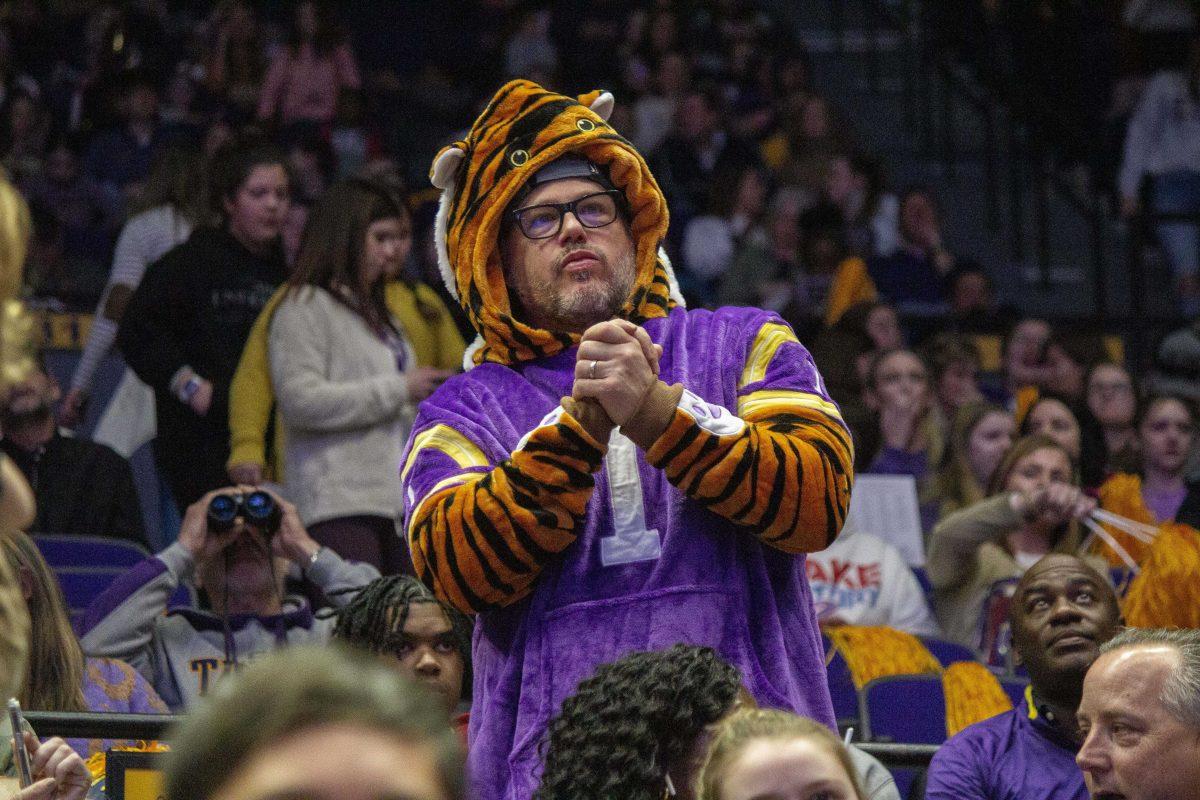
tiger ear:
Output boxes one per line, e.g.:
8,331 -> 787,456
430,145 -> 467,190
589,91 -> 614,122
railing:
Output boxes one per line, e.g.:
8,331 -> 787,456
823,0 -> 1112,311
25,711 -> 174,741
24,711 -> 940,769
1126,207 -> 1200,368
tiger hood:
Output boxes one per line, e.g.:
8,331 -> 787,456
430,79 -> 683,368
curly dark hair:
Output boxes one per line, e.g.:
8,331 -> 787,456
534,644 -> 741,800
330,575 -> 473,698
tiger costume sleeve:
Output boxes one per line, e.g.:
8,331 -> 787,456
403,405 -> 607,614
635,319 -> 854,553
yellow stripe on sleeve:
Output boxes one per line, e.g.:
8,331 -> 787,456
408,472 -> 485,533
401,424 -> 489,482
738,323 -> 796,389
737,389 -> 844,422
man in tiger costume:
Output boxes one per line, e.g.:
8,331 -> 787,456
401,79 -> 854,800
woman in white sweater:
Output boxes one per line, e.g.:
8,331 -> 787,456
269,178 -> 452,573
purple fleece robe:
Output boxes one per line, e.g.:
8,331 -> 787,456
401,306 -> 841,800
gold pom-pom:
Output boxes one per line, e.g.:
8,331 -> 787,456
943,661 -> 1013,737
826,626 -> 942,689
1123,523 -> 1200,628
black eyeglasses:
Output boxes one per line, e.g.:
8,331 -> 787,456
508,190 -> 622,240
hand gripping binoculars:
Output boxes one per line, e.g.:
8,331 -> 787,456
207,490 -> 281,535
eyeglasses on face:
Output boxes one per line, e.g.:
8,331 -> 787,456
508,190 -> 622,239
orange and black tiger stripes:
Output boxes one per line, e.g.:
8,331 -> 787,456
433,79 -> 674,368
408,410 -> 607,614
644,395 -> 854,553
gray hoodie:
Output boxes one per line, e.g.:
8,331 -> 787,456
79,542 -> 379,710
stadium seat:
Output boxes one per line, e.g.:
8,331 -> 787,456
920,636 -> 978,668
860,674 -> 946,744
823,633 -> 860,732
33,534 -> 193,629
977,577 -> 1020,671
861,674 -> 946,800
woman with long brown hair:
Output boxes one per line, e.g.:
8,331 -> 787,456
1,530 -> 166,757
267,178 -> 458,573
927,434 -> 1108,646
936,401 -> 1016,518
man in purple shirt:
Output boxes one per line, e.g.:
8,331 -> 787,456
925,553 -> 1120,800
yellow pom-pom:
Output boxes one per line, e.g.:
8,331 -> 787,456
826,626 -> 942,690
1124,523 -> 1200,628
943,661 -> 1013,737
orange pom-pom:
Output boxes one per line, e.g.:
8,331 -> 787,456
943,661 -> 1014,737
1123,523 -> 1200,629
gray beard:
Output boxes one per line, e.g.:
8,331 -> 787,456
515,249 -> 637,333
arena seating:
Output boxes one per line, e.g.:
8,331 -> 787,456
33,534 -> 194,628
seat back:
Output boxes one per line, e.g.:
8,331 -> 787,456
999,676 -> 1030,709
977,577 -> 1020,670
920,636 -> 977,668
861,673 -> 946,800
861,673 -> 947,744
33,534 -> 150,568
823,633 -> 860,732
32,534 -> 193,628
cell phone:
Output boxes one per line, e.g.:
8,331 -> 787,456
7,698 -> 33,788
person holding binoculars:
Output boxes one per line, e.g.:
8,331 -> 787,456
77,486 -> 380,711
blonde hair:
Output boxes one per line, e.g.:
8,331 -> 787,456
0,547 -> 28,700
696,709 -> 865,800
0,531 -> 87,711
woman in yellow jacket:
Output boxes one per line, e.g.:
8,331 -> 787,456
226,191 -> 465,488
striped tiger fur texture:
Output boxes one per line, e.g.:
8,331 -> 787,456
405,79 -> 855,615
429,78 -> 682,367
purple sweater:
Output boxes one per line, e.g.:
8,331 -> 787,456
401,306 -> 850,800
70,657 -> 168,758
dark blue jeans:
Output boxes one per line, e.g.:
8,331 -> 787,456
1152,169 -> 1200,279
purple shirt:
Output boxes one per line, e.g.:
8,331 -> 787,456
926,687 -> 1087,800
1142,484 -> 1188,523
402,306 -> 838,800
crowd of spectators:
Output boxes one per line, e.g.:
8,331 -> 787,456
0,1 -> 1198,800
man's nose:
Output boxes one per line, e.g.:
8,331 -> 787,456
414,648 -> 441,675
1048,595 -> 1083,624
1076,729 -> 1108,774
557,209 -> 588,242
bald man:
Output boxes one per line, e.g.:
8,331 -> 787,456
927,554 -> 1121,799
1077,628 -> 1200,800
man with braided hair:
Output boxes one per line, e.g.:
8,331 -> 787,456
332,574 -> 472,738
403,79 -> 854,800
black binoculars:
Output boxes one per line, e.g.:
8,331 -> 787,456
207,490 -> 281,535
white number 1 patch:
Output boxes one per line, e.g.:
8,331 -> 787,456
600,432 -> 662,566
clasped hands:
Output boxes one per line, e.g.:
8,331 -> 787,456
571,319 -> 663,432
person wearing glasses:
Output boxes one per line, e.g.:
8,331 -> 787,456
401,79 -> 853,800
